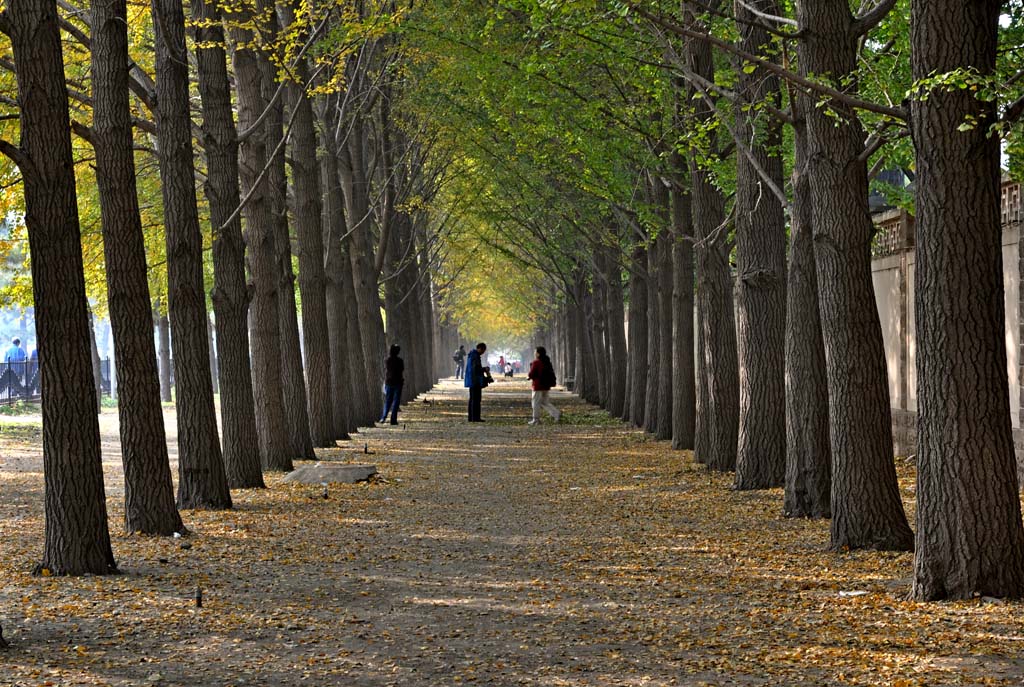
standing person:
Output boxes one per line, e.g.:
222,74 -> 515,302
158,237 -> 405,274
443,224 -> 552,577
498,355 -> 506,376
4,337 -> 27,382
380,344 -> 405,426
466,342 -> 488,422
4,337 -> 26,364
453,344 -> 466,380
527,346 -> 561,425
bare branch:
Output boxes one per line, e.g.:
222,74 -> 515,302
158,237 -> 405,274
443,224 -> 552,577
735,0 -> 797,28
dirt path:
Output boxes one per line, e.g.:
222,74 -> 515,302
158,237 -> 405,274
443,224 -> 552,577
2,379 -> 1024,686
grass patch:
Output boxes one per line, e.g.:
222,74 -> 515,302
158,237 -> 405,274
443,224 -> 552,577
0,400 -> 41,416
0,421 -> 42,443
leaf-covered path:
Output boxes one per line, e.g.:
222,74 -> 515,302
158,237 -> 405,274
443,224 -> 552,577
3,379 -> 1024,685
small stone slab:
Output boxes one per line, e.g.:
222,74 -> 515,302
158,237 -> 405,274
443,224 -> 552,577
283,463 -> 377,484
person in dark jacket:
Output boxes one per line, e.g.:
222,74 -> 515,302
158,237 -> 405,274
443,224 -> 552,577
453,345 -> 466,379
527,346 -> 561,425
380,344 -> 405,425
465,342 -> 488,422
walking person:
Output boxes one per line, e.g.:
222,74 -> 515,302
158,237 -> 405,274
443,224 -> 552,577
466,342 -> 488,422
380,344 -> 404,425
527,346 -> 561,425
453,344 -> 466,380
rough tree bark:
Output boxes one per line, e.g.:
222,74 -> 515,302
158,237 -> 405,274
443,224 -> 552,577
602,245 -> 628,418
783,107 -> 831,519
591,251 -> 609,407
90,0 -> 184,533
283,0 -> 336,447
796,0 -> 912,550
654,229 -> 674,441
627,244 -> 648,426
260,2 -> 314,461
193,0 -> 265,489
643,198 -> 663,435
1,0 -> 117,574
688,23 -> 738,472
321,145 -> 354,437
733,0 -> 787,490
340,115 -> 387,404
910,0 -> 1024,599
152,0 -> 231,509
671,182 -> 696,450
88,309 -> 102,410
231,7 -> 292,471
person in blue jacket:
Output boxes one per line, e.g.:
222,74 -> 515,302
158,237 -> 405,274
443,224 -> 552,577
465,342 -> 488,422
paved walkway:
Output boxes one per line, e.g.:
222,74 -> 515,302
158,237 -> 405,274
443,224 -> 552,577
2,379 -> 1023,685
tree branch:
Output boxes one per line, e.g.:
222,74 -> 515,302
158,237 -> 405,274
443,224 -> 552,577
629,3 -> 907,122
0,139 -> 30,172
851,0 -> 897,38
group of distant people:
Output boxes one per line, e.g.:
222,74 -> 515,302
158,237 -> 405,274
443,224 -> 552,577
378,341 -> 562,427
460,342 -> 561,425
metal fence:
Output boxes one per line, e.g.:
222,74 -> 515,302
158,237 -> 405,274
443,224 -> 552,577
1,358 -> 111,406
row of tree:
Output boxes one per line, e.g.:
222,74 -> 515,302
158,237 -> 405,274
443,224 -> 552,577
406,0 -> 1024,601
0,0 -> 447,575
2,0 -> 1023,605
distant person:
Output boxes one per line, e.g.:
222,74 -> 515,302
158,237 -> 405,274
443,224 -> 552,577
527,346 -> 561,425
380,344 -> 404,426
4,338 -> 26,379
453,344 -> 466,380
465,342 -> 489,422
504,362 -> 513,378
498,355 -> 506,374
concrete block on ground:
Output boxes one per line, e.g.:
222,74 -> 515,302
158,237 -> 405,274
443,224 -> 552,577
283,463 -> 378,484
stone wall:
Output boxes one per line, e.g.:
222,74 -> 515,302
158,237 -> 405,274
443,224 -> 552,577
874,179 -> 1024,475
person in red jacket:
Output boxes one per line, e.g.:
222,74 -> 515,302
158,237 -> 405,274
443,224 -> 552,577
526,346 -> 561,425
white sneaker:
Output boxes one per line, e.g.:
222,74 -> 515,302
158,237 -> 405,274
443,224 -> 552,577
527,419 -> 539,425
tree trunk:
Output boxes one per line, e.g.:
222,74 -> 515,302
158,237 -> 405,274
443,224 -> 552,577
156,303 -> 172,403
627,245 -> 648,426
89,308 -> 103,410
283,0 -> 335,447
343,240 -> 376,425
90,0 -> 184,533
260,3 -> 314,461
207,315 -> 218,394
230,7 -> 292,472
910,0 -> 1024,599
565,298 -> 578,392
192,0 -> 264,489
783,109 -> 831,519
643,219 -> 662,434
733,0 -> 787,490
152,0 -> 231,509
5,0 -> 117,574
590,255 -> 609,407
796,0 -> 912,551
688,15 -> 739,472
655,230 -> 674,440
340,116 -> 387,403
603,246 -> 628,418
321,145 -> 354,438
671,184 -> 696,450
